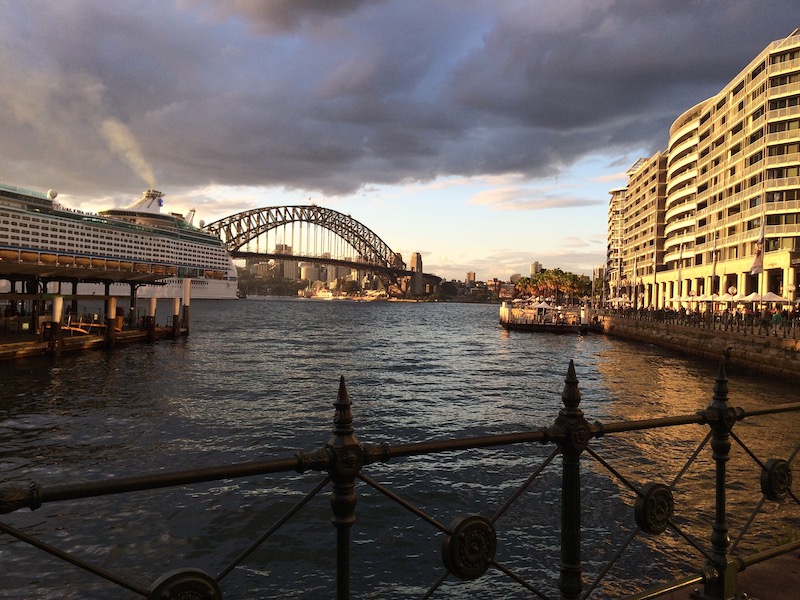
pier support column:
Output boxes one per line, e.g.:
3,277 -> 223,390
105,296 -> 117,348
172,297 -> 181,339
147,297 -> 157,342
47,296 -> 63,357
181,278 -> 191,334
70,281 -> 78,315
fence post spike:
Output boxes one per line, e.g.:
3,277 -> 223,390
556,360 -> 587,599
328,375 -> 361,599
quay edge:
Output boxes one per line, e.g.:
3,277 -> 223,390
0,327 -> 185,361
598,315 -> 800,381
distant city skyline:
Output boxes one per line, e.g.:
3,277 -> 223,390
0,2 -> 795,281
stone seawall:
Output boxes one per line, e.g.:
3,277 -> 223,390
600,316 -> 800,381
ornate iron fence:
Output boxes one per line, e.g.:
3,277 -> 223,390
0,362 -> 798,599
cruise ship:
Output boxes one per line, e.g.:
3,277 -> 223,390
0,184 -> 238,299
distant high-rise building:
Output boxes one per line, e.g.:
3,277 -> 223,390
530,262 -> 543,276
273,244 -> 298,279
409,252 -> 424,295
466,271 -> 476,285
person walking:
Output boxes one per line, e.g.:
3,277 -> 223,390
771,307 -> 783,336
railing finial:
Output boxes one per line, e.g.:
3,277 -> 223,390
561,359 -> 582,415
333,375 -> 354,437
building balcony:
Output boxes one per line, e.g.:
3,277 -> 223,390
765,151 -> 800,168
767,55 -> 800,76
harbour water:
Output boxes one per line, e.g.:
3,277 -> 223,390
0,298 -> 798,598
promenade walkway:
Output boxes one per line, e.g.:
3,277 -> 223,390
662,551 -> 800,599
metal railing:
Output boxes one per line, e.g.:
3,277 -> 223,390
601,306 -> 800,339
0,363 -> 798,599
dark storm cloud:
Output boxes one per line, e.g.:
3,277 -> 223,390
0,0 -> 795,199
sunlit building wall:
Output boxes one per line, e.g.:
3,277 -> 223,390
609,30 -> 800,307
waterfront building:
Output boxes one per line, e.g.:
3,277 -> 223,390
608,29 -> 800,308
607,187 -> 626,301
618,153 -> 668,307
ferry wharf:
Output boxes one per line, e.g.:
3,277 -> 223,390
0,290 -> 190,361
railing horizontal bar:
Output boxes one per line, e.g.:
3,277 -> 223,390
741,402 -> 800,417
38,456 -> 300,504
385,430 -> 552,459
739,538 -> 800,569
597,414 -> 705,434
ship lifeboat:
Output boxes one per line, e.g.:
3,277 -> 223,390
118,261 -> 133,270
105,259 -> 120,270
40,253 -> 58,265
134,263 -> 150,273
152,264 -> 166,275
57,255 -> 74,266
75,256 -> 91,267
204,269 -> 214,278
91,258 -> 107,269
213,271 -> 224,279
0,249 -> 19,261
165,265 -> 178,276
20,252 -> 39,263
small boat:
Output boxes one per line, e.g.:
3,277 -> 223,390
165,265 -> 178,276
105,259 -> 120,269
119,261 -> 133,270
20,251 -> 39,263
152,264 -> 166,275
91,258 -> 107,269
0,249 -> 19,261
39,253 -> 57,265
134,263 -> 150,273
57,255 -> 74,266
75,256 -> 91,267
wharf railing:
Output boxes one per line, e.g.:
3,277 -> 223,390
602,307 -> 800,339
0,362 -> 799,599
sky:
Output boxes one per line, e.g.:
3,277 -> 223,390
0,1 -> 796,282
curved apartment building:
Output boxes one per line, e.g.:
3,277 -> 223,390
609,29 -> 800,308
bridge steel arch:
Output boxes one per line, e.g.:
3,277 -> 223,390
204,206 -> 406,270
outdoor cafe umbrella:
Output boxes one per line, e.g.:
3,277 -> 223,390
761,291 -> 789,303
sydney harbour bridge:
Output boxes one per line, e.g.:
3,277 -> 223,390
203,205 -> 441,290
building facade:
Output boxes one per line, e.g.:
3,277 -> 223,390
609,29 -> 800,308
